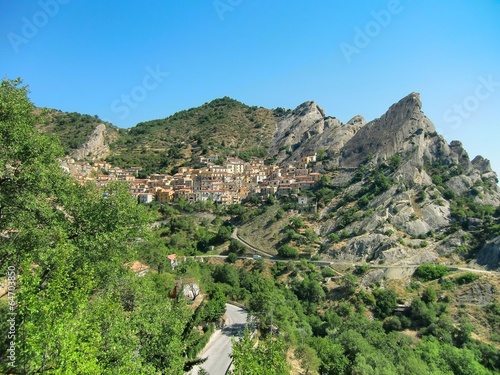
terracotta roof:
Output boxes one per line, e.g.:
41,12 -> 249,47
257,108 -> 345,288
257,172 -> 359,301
125,261 -> 149,273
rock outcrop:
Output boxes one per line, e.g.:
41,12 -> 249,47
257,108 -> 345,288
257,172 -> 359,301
268,93 -> 500,267
71,124 -> 111,161
475,236 -> 500,271
340,93 -> 434,168
268,101 -> 364,165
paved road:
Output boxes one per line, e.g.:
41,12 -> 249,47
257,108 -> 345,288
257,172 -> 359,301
230,228 -> 499,275
189,304 -> 248,375
231,227 -> 273,258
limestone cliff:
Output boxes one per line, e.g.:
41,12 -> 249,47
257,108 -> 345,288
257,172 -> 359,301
267,93 -> 500,267
71,124 -> 112,161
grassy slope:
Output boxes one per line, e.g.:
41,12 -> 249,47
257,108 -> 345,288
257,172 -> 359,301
107,97 -> 279,174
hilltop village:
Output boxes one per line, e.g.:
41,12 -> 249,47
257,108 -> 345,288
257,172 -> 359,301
61,154 -> 322,205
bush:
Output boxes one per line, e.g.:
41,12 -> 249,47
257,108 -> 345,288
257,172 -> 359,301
454,273 -> 480,285
354,264 -> 370,275
383,316 -> 403,332
414,264 -> 450,281
226,252 -> 238,263
321,267 -> 336,278
328,233 -> 341,243
229,239 -> 246,254
278,245 -> 299,259
372,288 -> 398,318
422,286 -> 437,304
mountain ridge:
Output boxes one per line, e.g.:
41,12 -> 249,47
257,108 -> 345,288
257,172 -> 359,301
37,93 -> 497,179
36,93 -> 500,270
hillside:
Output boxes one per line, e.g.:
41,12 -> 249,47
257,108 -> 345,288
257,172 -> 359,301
35,108 -> 121,157
37,93 -> 500,270
3,78 -> 500,374
107,97 -> 281,174
258,93 -> 500,271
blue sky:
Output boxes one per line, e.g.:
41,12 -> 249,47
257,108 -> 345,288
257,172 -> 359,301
1,0 -> 500,171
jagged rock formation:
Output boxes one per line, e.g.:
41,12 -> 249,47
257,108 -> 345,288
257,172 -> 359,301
268,101 -> 365,165
269,93 -> 500,266
43,93 -> 500,269
71,124 -> 112,161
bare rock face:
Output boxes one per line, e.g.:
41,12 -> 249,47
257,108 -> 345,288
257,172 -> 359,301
456,280 -> 496,306
268,101 -> 365,164
472,155 -> 494,174
340,93 -> 435,168
267,92 -> 500,268
71,124 -> 111,161
475,236 -> 500,270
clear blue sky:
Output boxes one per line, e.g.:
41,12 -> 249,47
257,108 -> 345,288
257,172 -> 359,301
1,0 -> 499,171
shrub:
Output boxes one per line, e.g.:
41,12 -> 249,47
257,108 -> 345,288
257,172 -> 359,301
229,239 -> 246,254
321,267 -> 336,278
354,264 -> 370,275
278,244 -> 299,258
439,279 -> 455,291
372,288 -> 398,318
414,264 -> 450,281
226,252 -> 238,263
383,316 -> 403,332
422,286 -> 437,304
417,190 -> 427,202
328,233 -> 341,243
454,273 -> 480,285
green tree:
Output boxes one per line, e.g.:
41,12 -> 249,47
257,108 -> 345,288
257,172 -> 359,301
203,286 -> 227,322
414,263 -> 450,281
278,244 -> 299,258
231,329 -> 289,375
0,79 -> 190,374
372,288 -> 398,318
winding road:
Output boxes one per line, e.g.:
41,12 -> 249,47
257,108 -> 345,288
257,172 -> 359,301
189,304 -> 248,375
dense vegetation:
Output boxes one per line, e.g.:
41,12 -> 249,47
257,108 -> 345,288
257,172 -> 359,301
35,108 -> 120,153
0,79 -> 226,374
107,96 -> 278,175
2,78 -> 499,374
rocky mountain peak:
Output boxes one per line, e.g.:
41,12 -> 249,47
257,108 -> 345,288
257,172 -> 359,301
293,100 -> 326,119
340,92 -> 435,168
346,115 -> 366,127
472,155 -> 494,174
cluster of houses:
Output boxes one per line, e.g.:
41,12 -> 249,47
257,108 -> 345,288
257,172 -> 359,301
61,153 -> 321,205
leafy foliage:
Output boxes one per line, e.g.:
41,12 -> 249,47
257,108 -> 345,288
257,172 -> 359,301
35,108 -> 120,153
108,97 -> 278,174
0,79 -> 198,374
231,330 -> 289,375
414,264 -> 450,281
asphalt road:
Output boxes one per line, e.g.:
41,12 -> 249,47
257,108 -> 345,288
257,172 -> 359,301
189,303 -> 248,375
